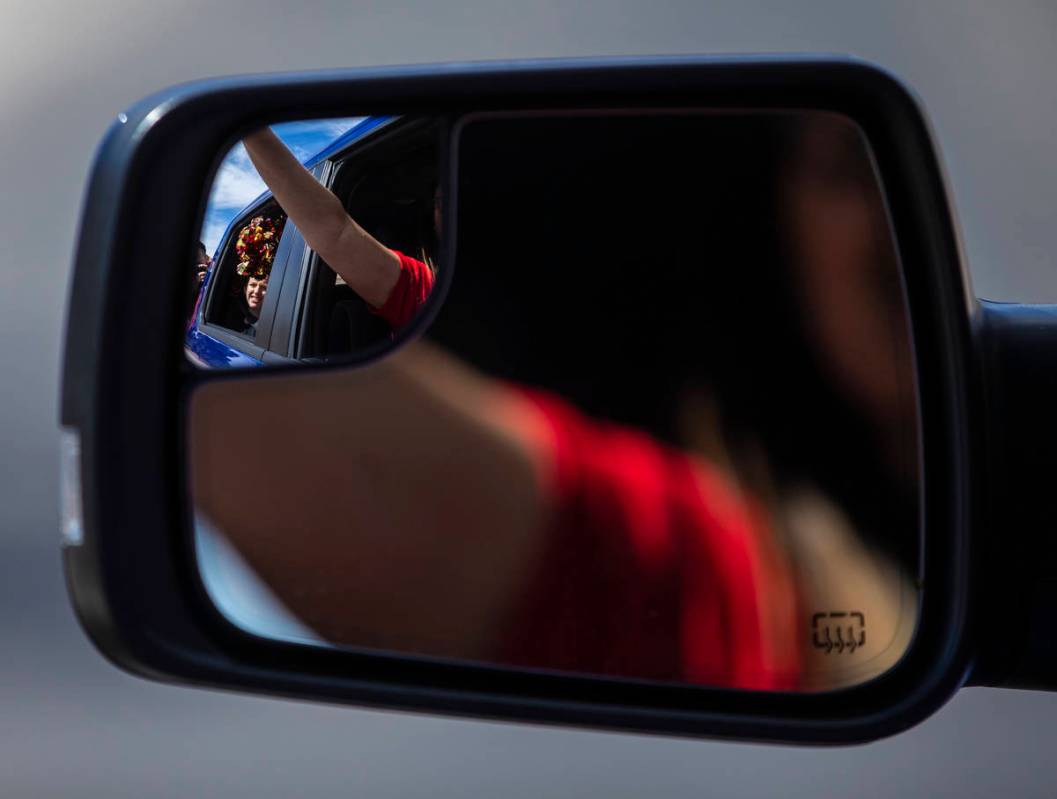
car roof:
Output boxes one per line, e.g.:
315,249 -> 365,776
302,115 -> 395,169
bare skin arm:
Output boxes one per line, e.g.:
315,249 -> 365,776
242,128 -> 401,308
189,342 -> 556,658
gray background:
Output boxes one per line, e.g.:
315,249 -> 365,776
3,1 -> 1056,795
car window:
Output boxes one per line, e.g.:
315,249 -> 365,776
204,201 -> 289,347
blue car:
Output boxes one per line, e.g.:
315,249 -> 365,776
186,115 -> 436,368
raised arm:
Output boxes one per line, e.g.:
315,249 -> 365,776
242,128 -> 401,309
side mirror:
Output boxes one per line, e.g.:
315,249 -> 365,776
62,57 -> 1005,743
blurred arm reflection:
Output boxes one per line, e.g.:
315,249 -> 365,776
191,113 -> 920,692
191,342 -> 801,689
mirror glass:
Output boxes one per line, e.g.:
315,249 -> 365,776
188,110 -> 919,692
186,115 -> 441,367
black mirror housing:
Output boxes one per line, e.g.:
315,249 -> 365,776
61,56 -> 980,743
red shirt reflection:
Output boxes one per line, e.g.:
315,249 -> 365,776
499,389 -> 801,690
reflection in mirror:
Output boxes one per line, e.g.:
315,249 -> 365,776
186,116 -> 440,368
190,111 -> 919,693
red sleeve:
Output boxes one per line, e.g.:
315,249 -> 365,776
372,250 -> 435,331
497,390 -> 801,690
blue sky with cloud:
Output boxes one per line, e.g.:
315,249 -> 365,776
199,118 -> 362,254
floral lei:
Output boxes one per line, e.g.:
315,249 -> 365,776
235,215 -> 285,279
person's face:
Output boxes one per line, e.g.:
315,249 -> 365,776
782,116 -> 914,433
245,276 -> 268,317
195,249 -> 211,285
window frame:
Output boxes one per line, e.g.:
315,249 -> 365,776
198,199 -> 291,357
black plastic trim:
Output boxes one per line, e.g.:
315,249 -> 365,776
968,302 -> 1057,688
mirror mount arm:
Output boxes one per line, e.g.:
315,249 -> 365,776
971,301 -> 1057,688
